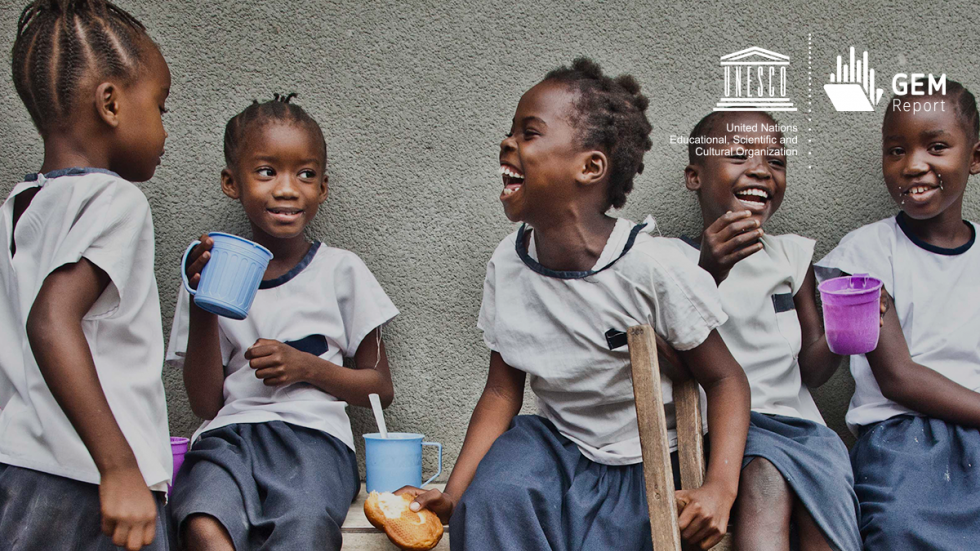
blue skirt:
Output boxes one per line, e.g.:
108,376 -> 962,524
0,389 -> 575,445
0,464 -> 171,550
743,412 -> 862,551
450,415 -> 677,551
169,421 -> 359,551
851,415 -> 980,551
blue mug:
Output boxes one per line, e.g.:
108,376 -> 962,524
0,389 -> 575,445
181,232 -> 273,320
364,432 -> 442,493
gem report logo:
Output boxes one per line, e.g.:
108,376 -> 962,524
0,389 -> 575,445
824,47 -> 883,111
714,47 -> 797,112
824,46 -> 947,112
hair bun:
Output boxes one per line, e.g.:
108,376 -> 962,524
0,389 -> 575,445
273,92 -> 298,104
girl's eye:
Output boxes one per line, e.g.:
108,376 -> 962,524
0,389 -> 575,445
728,153 -> 748,161
887,147 -> 904,156
257,168 -> 275,177
299,169 -> 317,179
929,143 -> 949,153
769,158 -> 786,168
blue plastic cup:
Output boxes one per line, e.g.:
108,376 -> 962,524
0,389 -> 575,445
181,232 -> 273,320
364,432 -> 442,493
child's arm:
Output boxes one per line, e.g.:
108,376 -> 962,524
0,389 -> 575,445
673,330 -> 751,550
795,264 -> 843,388
26,259 -> 158,551
244,326 -> 394,408
398,351 -> 526,523
181,236 -> 226,420
867,292 -> 980,426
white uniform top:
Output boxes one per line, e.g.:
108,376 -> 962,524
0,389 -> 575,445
167,243 -> 398,449
478,217 -> 727,465
816,214 -> 980,433
0,169 -> 171,491
666,234 -> 825,424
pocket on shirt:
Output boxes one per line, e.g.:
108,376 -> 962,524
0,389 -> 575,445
772,293 -> 802,358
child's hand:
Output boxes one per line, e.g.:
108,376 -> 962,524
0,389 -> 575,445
245,339 -> 312,387
699,211 -> 764,284
184,233 -> 213,291
880,290 -> 889,327
395,486 -> 455,525
674,482 -> 735,550
99,466 -> 158,551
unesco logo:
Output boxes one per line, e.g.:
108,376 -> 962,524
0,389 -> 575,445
714,47 -> 797,112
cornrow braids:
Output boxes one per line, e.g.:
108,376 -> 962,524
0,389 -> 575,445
543,57 -> 653,210
885,77 -> 979,144
11,0 -> 152,135
223,93 -> 328,169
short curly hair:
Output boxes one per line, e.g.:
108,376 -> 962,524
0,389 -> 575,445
223,93 -> 327,170
884,77 -> 979,144
543,57 -> 653,210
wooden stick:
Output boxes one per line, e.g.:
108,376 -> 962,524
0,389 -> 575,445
628,325 -> 682,551
673,379 -> 706,491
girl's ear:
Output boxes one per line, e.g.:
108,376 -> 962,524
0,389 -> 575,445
95,82 -> 121,128
576,150 -> 608,187
970,140 -> 980,175
684,164 -> 702,191
318,174 -> 329,203
220,168 -> 240,199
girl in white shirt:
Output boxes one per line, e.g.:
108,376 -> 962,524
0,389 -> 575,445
0,2 -> 172,550
171,95 -> 398,551
401,58 -> 751,551
817,79 -> 980,551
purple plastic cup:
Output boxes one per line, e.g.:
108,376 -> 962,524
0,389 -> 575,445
818,274 -> 883,355
169,436 -> 190,495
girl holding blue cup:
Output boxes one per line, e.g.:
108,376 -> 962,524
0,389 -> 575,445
167,94 -> 399,551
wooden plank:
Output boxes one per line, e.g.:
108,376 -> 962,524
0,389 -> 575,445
628,325 -> 682,551
673,379 -> 706,491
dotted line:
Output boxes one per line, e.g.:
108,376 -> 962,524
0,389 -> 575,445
807,32 -> 813,170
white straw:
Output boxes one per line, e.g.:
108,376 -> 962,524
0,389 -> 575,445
369,393 -> 388,438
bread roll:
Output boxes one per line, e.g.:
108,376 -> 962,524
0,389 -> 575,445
363,491 -> 444,551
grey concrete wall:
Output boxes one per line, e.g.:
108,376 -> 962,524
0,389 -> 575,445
1,0 -> 977,476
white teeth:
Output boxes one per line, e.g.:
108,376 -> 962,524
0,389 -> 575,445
499,165 -> 525,180
503,188 -> 516,196
736,188 -> 769,199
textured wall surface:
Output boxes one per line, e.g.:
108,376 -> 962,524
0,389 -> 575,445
1,0 -> 977,477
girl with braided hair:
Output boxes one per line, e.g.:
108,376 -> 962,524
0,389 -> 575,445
399,58 -> 750,551
169,94 -> 397,551
0,1 -> 171,550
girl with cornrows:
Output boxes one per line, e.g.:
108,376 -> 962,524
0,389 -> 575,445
0,1 -> 172,550
399,58 -> 751,551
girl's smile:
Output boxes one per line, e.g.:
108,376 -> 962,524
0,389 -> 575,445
498,80 -> 583,225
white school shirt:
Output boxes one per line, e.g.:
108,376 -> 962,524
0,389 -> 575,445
816,214 -> 980,433
167,243 -> 398,448
665,234 -> 825,424
0,169 -> 171,491
478,217 -> 727,465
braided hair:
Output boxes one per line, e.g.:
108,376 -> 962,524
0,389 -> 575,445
543,57 -> 653,209
884,77 -> 979,144
224,93 -> 327,170
11,0 -> 153,135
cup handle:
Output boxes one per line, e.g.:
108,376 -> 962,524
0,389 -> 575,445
421,441 -> 442,487
181,240 -> 202,296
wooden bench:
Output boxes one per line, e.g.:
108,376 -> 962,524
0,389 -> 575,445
343,323 -> 729,550
629,325 -> 732,551
342,483 -> 450,550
